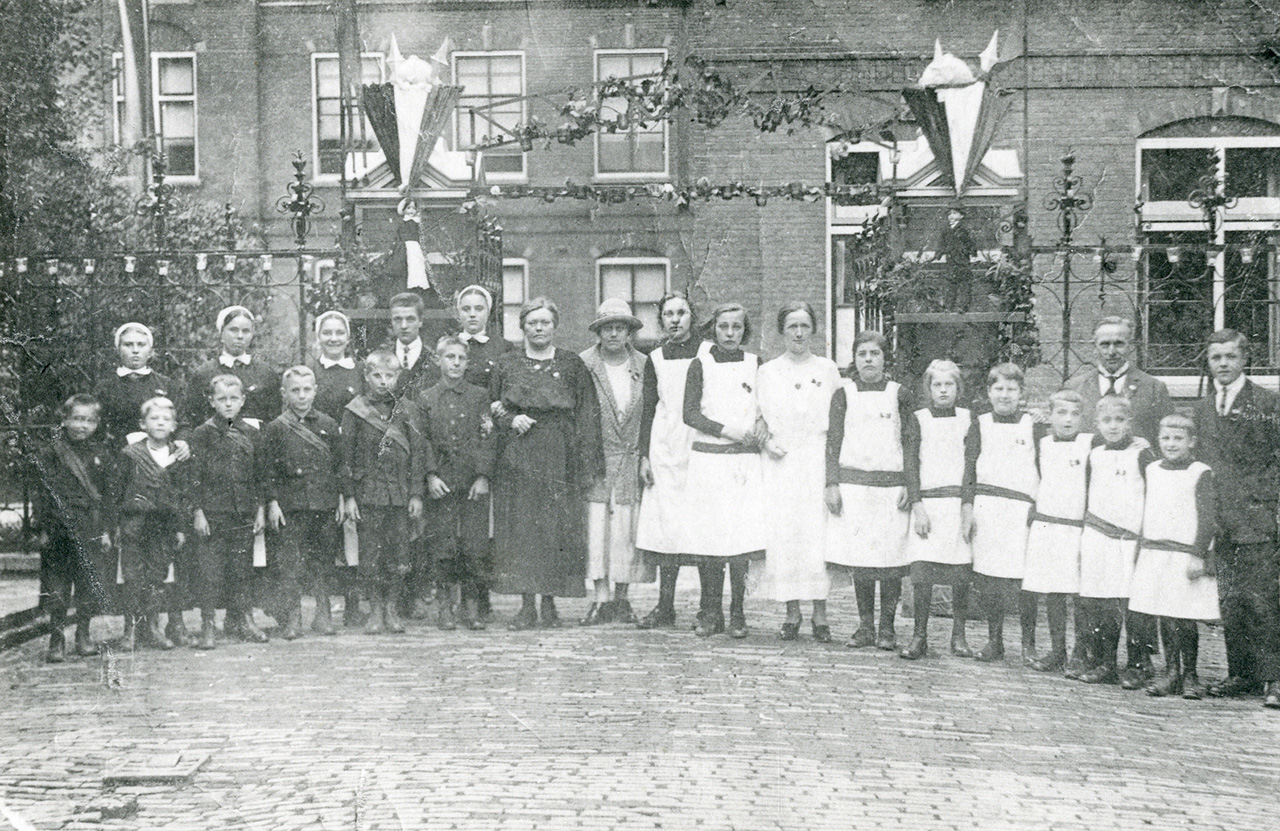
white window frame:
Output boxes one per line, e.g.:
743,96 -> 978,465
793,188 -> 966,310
502,258 -> 529,343
596,256 -> 670,343
593,48 -> 669,182
453,51 -> 527,182
150,52 -> 198,182
310,52 -> 386,184
1137,135 -> 1280,380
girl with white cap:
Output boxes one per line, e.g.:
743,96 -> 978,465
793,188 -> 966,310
94,322 -> 179,447
181,305 -> 281,427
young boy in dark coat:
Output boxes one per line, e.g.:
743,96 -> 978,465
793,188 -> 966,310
114,396 -> 187,650
188,374 -> 267,648
340,351 -> 424,634
415,336 -> 496,630
262,366 -> 343,639
33,395 -> 113,662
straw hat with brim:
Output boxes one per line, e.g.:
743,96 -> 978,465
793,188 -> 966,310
589,298 -> 643,332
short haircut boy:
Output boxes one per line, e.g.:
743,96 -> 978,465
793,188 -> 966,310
139,396 -> 175,419
1048,388 -> 1084,412
436,334 -> 468,355
389,292 -> 425,316
1159,413 -> 1196,437
209,373 -> 244,394
1095,394 -> 1133,419
364,350 -> 401,373
59,393 -> 101,420
281,365 -> 316,386
986,362 -> 1024,388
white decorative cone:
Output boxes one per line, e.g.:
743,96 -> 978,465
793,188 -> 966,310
938,81 -> 984,194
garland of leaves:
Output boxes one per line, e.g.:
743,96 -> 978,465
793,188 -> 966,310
462,179 -> 883,210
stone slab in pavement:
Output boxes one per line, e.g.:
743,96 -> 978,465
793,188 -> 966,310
1,585 -> 1277,831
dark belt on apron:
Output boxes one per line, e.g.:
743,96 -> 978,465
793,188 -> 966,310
1139,537 -> 1198,555
1084,511 -> 1140,541
838,468 -> 905,488
1031,511 -> 1084,528
919,485 -> 963,500
692,441 -> 756,455
974,483 -> 1034,503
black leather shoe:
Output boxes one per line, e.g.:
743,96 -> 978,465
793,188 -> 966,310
508,606 -> 537,631
875,629 -> 897,651
778,620 -> 800,641
694,614 -> 725,637
845,626 -> 875,649
728,615 -> 748,639
580,603 -> 608,626
196,621 -> 217,651
636,606 -> 676,630
1146,671 -> 1182,698
1264,682 -> 1280,710
899,636 -> 928,660
1119,662 -> 1153,691
612,599 -> 637,625
74,626 -> 99,657
1079,665 -> 1119,685
950,637 -> 974,658
539,598 -> 561,628
974,642 -> 1005,662
240,614 -> 269,643
811,623 -> 832,644
45,634 -> 66,664
1208,675 -> 1261,698
1029,650 -> 1066,673
1181,673 -> 1208,700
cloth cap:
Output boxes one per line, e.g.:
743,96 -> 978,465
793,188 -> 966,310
589,298 -> 643,333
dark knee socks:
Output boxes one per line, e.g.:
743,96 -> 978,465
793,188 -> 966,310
952,581 -> 971,641
657,566 -> 678,612
912,582 -> 933,639
880,578 -> 902,631
1019,590 -> 1038,652
855,580 -> 877,629
728,558 -> 747,620
1046,594 -> 1068,656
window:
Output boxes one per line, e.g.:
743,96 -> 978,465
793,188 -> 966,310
455,53 -> 525,178
598,258 -> 669,342
312,53 -> 385,180
112,52 -> 198,178
1137,122 -> 1280,373
595,50 -> 667,178
502,259 -> 528,342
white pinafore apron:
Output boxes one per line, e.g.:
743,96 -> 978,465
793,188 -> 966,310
971,413 -> 1037,579
635,341 -> 710,555
1022,433 -> 1092,594
1078,441 -> 1147,598
684,352 -> 766,558
1129,461 -> 1219,620
826,380 -> 911,570
906,408 -> 973,566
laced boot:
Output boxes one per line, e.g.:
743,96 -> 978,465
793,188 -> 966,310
137,615 -> 175,650
312,591 -> 336,636
240,610 -> 269,643
876,582 -> 901,651
437,583 -> 458,631
1147,652 -> 1183,697
976,613 -> 1005,662
899,589 -> 930,660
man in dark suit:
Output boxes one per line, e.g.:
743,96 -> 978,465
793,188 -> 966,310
1068,316 -> 1173,687
1193,329 -> 1280,710
385,292 -> 440,402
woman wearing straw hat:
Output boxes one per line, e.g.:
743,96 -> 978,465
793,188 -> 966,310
579,298 -> 656,625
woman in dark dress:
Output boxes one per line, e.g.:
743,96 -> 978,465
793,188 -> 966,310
307,309 -> 364,626
94,322 -> 180,447
181,306 -> 281,427
489,297 -> 603,629
455,284 -> 514,390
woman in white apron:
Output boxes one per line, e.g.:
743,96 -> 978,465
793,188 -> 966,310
824,330 -> 913,651
634,293 -> 707,629
902,360 -> 978,660
757,302 -> 840,642
683,303 -> 766,639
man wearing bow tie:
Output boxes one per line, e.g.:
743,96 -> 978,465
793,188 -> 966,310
1068,316 -> 1172,688
1193,329 -> 1280,709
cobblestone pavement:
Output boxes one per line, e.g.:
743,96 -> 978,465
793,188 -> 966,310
2,585 -> 1278,831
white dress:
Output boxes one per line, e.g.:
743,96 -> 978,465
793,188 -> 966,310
1129,461 -> 1220,621
684,351 -> 767,558
757,354 -> 840,601
971,413 -> 1038,579
825,380 -> 911,572
1022,433 -> 1093,594
1078,440 -> 1147,599
906,408 -> 974,566
635,340 -> 710,556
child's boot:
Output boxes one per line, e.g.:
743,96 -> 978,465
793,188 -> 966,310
385,581 -> 406,634
240,609 -> 269,643
1019,591 -> 1039,666
138,614 -> 175,650
977,612 -> 1005,662
847,580 -> 877,648
1147,652 -> 1182,697
312,590 -> 336,636
1030,596 -> 1066,672
876,580 -> 901,651
950,582 -> 974,658
1080,607 -> 1121,684
166,612 -> 191,648
45,628 -> 67,664
694,562 -> 725,637
437,583 -> 458,631
1064,601 -> 1091,679
899,586 -> 930,660
727,559 -> 748,639
196,611 -> 217,650
343,587 -> 366,627
462,588 -> 485,631
281,603 -> 303,641
1180,625 -> 1206,699
365,586 -> 386,635
73,603 -> 99,657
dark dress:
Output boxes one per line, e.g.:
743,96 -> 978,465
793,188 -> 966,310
461,334 -> 514,391
310,359 -> 364,423
489,348 -> 603,597
182,357 -> 281,426
94,370 -> 179,447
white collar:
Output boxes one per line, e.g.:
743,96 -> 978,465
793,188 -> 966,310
117,366 -> 153,377
460,331 -> 490,344
398,337 -> 422,355
1215,374 -> 1246,399
219,352 -> 251,368
1099,362 -> 1130,380
319,355 -> 356,370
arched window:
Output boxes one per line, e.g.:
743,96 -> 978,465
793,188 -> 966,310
1137,117 -> 1280,374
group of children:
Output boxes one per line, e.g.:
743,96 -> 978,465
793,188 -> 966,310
33,295 -> 1224,705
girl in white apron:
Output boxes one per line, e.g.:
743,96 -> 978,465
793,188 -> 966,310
902,360 -> 978,660
824,331 -> 913,651
1077,395 -> 1155,685
635,293 -> 708,629
970,363 -> 1042,663
683,303 -> 766,639
1129,414 -> 1218,699
1022,389 -> 1092,673
757,302 -> 840,642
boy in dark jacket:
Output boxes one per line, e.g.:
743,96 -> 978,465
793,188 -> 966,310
262,366 -> 342,639
33,394 -> 113,662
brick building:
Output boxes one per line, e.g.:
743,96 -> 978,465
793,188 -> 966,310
93,0 -> 1280,397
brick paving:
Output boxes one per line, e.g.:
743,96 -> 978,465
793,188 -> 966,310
2,586 -> 1277,831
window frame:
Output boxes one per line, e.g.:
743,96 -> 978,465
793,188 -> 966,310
151,51 -> 198,182
596,256 -> 671,344
501,257 -> 529,343
592,48 -> 670,182
453,50 -> 527,183
310,52 -> 387,184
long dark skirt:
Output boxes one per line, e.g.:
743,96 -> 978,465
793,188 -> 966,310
492,413 -> 588,597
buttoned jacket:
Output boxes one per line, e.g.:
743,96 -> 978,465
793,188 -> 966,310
1068,365 -> 1173,446
580,345 -> 647,505
1193,380 -> 1280,544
